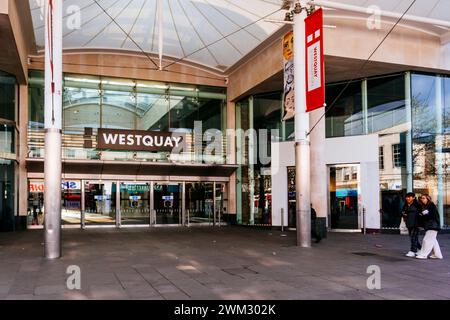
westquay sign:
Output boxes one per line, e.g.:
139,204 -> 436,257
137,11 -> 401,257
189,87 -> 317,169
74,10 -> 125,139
97,129 -> 185,152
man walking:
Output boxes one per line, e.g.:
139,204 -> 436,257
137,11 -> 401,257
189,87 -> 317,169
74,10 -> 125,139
401,192 -> 422,257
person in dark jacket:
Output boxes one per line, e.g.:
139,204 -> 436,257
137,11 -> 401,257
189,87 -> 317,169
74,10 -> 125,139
416,195 -> 443,260
401,192 -> 422,257
311,204 -> 322,244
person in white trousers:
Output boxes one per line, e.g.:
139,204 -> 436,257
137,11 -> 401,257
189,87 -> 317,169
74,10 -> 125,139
416,195 -> 443,260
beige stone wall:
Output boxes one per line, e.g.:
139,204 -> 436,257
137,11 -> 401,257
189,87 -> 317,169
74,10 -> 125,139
28,52 -> 227,88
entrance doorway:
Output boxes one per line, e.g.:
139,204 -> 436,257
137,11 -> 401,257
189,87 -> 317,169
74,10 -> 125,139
153,183 -> 182,225
329,165 -> 360,230
62,181 -> 82,226
120,182 -> 151,226
84,181 -> 117,226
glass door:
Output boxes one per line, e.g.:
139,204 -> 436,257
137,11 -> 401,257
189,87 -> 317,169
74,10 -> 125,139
62,180 -> 82,226
329,165 -> 360,230
154,183 -> 182,225
84,181 -> 117,226
120,182 -> 151,226
185,182 -> 214,224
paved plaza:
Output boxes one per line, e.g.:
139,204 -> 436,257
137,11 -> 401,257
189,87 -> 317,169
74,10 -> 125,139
0,227 -> 449,300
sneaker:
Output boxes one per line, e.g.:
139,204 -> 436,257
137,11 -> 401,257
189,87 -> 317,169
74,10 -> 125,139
405,251 -> 416,258
415,255 -> 428,260
429,255 -> 443,260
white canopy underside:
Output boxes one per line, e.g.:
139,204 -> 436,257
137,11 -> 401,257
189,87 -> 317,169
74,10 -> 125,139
29,0 -> 450,72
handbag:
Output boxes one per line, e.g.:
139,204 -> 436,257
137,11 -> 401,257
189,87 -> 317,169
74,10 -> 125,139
399,218 -> 409,235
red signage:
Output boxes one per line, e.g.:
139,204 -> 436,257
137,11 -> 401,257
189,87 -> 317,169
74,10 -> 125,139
305,8 -> 325,112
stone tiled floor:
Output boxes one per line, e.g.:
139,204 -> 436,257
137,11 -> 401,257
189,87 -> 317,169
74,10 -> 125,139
0,227 -> 449,300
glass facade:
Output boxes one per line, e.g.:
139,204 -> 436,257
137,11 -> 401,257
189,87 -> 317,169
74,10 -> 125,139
28,72 -> 227,163
325,72 -> 450,229
0,71 -> 17,232
236,92 -> 284,225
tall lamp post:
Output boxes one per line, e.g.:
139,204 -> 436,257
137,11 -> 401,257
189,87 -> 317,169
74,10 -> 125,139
293,2 -> 311,248
44,0 -> 63,259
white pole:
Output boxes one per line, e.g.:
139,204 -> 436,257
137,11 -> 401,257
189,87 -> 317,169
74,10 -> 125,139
44,0 -> 63,259
158,0 -> 164,70
294,6 -> 311,248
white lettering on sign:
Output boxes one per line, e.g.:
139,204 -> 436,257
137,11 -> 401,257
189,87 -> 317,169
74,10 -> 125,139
307,41 -> 321,92
101,133 -> 183,149
103,133 -> 118,145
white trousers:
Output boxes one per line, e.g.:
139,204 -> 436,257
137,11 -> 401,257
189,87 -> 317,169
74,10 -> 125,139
418,230 -> 443,258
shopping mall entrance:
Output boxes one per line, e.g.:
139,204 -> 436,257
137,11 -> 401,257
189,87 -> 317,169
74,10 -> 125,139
28,179 -> 229,229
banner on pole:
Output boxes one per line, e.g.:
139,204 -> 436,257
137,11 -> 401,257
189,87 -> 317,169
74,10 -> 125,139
305,8 -> 325,112
282,31 -> 295,121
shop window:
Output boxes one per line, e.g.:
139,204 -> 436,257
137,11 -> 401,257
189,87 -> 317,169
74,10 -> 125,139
379,146 -> 385,170
325,81 -> 363,138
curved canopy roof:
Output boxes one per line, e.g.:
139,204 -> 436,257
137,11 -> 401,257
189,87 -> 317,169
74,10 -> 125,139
29,0 -> 286,72
28,0 -> 450,72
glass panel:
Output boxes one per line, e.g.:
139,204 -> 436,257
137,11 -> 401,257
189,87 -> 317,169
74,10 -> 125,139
28,180 -> 45,227
0,160 -> 15,232
28,71 -> 45,158
102,81 -> 136,130
185,182 -> 213,224
62,181 -> 81,225
84,182 -> 117,226
253,171 -> 272,225
215,183 -> 226,225
367,75 -> 406,133
412,74 -> 440,224
120,182 -> 151,225
0,124 -> 15,154
326,81 -> 363,138
154,183 -> 182,225
0,72 -> 16,122
329,165 -> 360,230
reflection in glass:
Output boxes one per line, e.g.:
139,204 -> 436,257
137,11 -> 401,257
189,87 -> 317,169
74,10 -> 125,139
0,161 -> 15,232
186,183 -> 214,224
0,71 -> 16,122
326,81 -> 363,138
62,181 -> 81,225
367,75 -> 406,133
120,183 -> 150,225
154,183 -> 182,225
84,182 -> 117,225
329,165 -> 360,230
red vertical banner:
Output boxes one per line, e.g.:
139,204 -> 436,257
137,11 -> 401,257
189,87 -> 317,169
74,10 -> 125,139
305,8 -> 325,112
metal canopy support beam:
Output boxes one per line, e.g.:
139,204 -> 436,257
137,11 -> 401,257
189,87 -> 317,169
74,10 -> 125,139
309,0 -> 450,29
158,0 -> 164,70
44,0 -> 63,259
293,6 -> 311,248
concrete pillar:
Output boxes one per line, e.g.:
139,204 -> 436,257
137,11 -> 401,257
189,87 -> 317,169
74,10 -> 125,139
294,9 -> 311,247
44,0 -> 63,259
227,101 -> 237,216
18,84 -> 29,218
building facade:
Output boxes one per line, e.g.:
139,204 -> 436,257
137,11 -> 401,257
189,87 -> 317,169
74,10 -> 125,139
0,1 -> 449,233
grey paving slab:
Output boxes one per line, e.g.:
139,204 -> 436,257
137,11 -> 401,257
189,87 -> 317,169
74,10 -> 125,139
0,227 -> 449,300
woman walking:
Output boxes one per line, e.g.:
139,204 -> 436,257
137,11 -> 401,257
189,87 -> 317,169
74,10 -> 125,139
416,194 -> 443,260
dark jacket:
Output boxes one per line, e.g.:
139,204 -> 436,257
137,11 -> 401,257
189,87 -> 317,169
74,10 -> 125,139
401,200 -> 421,229
419,202 -> 441,232
311,208 -> 317,221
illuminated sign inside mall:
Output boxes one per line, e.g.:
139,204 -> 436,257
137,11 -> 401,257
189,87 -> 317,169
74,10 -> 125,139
97,129 -> 185,152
